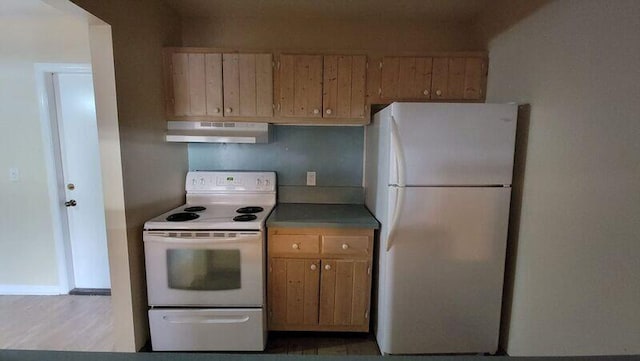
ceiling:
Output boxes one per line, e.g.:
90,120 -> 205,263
162,0 -> 490,21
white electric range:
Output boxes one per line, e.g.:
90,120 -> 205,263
143,171 -> 275,351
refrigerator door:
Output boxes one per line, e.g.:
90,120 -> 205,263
389,103 -> 517,186
377,186 -> 511,355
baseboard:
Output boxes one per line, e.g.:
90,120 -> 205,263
69,288 -> 111,296
0,284 -> 62,295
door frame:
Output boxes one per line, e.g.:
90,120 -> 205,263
35,62 -> 94,294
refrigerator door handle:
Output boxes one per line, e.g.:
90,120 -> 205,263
386,185 -> 404,252
390,116 -> 407,187
387,115 -> 406,252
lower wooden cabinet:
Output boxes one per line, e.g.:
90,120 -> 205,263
267,228 -> 374,332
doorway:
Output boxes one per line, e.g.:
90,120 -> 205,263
36,64 -> 111,294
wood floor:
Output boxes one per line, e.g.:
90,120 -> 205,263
0,295 -> 114,351
0,295 -> 379,355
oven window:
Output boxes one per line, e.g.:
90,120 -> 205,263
166,249 -> 241,290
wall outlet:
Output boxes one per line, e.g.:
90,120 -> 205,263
9,168 -> 19,182
306,171 -> 316,186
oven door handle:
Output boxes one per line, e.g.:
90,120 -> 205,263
144,234 -> 260,244
162,315 -> 250,324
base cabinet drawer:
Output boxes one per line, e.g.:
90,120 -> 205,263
149,308 -> 265,351
322,235 -> 370,256
270,234 -> 320,255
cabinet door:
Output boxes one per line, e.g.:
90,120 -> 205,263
380,56 -> 433,100
432,57 -> 486,100
323,55 -> 367,119
168,52 -> 223,118
269,258 -> 320,327
223,53 -> 273,118
279,54 -> 323,118
171,53 -> 206,116
463,57 -> 485,100
319,260 -> 370,327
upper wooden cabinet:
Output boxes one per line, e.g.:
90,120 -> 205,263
276,54 -> 368,123
380,56 -> 433,100
164,48 -> 273,120
431,57 -> 485,100
370,54 -> 487,103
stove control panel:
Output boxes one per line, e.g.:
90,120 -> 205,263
186,171 -> 276,192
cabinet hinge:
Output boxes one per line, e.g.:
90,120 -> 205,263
379,61 -> 383,69
272,61 -> 275,69
276,103 -> 281,111
365,311 -> 369,319
269,264 -> 272,273
365,61 -> 369,70
277,61 -> 281,70
367,267 -> 372,275
378,88 -> 382,96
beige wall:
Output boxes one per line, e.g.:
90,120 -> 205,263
0,13 -> 91,288
486,0 -> 640,356
182,16 -> 481,52
71,0 -> 187,350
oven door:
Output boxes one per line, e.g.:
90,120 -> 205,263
144,231 -> 263,307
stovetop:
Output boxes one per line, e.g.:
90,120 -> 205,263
144,171 -> 276,231
144,203 -> 274,231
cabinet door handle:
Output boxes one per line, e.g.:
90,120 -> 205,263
310,264 -> 317,271
435,89 -> 443,96
423,89 -> 429,96
213,107 -> 221,114
313,109 -> 320,115
325,108 -> 333,115
324,264 -> 332,271
342,243 -> 349,250
226,107 -> 233,113
292,243 -> 299,250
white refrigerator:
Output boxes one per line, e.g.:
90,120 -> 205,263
364,102 -> 517,355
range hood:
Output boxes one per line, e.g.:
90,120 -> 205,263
165,121 -> 271,144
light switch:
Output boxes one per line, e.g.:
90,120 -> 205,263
9,168 -> 19,182
306,171 -> 316,186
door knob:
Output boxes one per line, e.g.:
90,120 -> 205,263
65,200 -> 77,207
67,183 -> 75,190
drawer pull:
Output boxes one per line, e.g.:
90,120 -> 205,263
310,264 -> 317,271
342,243 -> 349,250
292,243 -> 299,250
324,264 -> 332,271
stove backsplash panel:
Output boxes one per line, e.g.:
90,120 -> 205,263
188,125 -> 363,187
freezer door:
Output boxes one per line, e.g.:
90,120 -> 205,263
389,103 -> 517,186
377,187 -> 511,354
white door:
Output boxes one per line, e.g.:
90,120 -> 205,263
53,73 -> 110,289
379,186 -> 511,354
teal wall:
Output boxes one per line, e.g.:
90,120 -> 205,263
188,126 -> 364,186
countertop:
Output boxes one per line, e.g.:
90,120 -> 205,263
266,203 -> 379,229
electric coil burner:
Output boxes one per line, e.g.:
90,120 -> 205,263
233,214 -> 257,222
143,171 -> 275,352
184,206 -> 206,212
166,212 -> 199,222
236,206 -> 264,214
